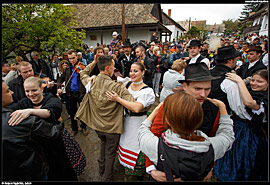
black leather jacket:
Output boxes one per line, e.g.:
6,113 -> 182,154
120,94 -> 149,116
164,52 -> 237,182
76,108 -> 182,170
2,107 -> 63,181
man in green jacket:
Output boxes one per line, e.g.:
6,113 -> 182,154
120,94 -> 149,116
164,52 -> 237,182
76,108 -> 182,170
76,55 -> 137,181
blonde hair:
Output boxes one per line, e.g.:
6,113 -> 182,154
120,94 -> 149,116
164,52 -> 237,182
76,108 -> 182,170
59,60 -> 69,72
153,46 -> 160,53
24,76 -> 42,88
172,59 -> 187,72
15,56 -> 23,63
18,61 -> 32,72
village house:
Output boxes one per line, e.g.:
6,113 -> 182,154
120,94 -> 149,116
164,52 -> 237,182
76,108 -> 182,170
160,9 -> 186,42
241,3 -> 268,37
69,4 -> 175,46
178,20 -> 207,33
205,23 -> 226,36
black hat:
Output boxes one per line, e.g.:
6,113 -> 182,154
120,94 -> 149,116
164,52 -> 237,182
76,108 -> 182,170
178,63 -> 220,83
187,40 -> 202,48
247,46 -> 263,53
123,40 -> 132,48
215,45 -> 242,61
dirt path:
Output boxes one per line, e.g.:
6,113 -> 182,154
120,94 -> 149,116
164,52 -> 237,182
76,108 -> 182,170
61,97 -> 160,181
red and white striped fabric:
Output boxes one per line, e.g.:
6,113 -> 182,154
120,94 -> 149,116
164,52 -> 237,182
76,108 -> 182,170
118,145 -> 139,170
117,116 -> 147,170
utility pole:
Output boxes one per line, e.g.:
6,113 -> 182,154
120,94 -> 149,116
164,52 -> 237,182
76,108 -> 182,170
122,4 -> 125,44
188,17 -> 191,30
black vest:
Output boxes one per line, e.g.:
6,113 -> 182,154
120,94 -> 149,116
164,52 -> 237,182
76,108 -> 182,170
236,60 -> 267,79
186,55 -> 205,65
117,53 -> 136,77
124,81 -> 149,116
156,137 -> 214,181
209,65 -> 232,113
200,100 -> 219,136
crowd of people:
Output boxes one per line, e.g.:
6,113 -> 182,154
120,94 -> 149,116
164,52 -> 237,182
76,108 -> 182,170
2,30 -> 268,182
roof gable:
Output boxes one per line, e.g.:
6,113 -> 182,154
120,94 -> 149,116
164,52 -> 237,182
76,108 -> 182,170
161,11 -> 186,31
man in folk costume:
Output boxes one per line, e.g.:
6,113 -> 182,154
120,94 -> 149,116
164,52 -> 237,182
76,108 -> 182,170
236,46 -> 266,84
116,40 -> 136,77
208,45 -> 242,113
186,40 -> 210,68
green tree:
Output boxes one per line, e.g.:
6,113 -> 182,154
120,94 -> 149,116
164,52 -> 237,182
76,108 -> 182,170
2,4 -> 86,62
222,19 -> 239,36
187,26 -> 200,38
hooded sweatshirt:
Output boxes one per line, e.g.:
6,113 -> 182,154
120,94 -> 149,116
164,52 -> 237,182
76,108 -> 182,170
138,115 -> 234,180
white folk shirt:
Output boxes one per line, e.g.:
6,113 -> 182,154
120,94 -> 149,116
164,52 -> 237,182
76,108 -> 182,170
248,59 -> 259,69
220,78 -> 265,120
125,54 -> 130,61
189,54 -> 210,68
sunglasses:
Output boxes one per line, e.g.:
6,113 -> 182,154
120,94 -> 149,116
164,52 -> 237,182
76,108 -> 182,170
61,62 -> 69,65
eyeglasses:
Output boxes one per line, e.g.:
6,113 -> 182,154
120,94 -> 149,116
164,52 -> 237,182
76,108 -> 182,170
68,57 -> 76,60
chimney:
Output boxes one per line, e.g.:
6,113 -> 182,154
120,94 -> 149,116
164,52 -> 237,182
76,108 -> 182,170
168,9 -> 171,17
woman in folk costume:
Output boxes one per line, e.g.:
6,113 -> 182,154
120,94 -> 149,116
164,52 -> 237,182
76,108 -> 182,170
105,62 -> 155,180
213,69 -> 268,181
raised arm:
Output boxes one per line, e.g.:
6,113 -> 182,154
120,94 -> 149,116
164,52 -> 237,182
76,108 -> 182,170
225,72 -> 260,110
80,60 -> 98,86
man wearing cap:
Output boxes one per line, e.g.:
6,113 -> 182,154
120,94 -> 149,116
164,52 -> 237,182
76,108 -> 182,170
236,46 -> 266,84
77,52 -> 87,66
109,31 -> 119,50
169,44 -> 185,66
116,40 -> 136,77
208,45 -> 242,113
145,63 -> 223,181
186,40 -> 210,68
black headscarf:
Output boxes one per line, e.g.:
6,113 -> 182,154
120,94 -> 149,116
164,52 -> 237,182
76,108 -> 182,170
246,85 -> 268,136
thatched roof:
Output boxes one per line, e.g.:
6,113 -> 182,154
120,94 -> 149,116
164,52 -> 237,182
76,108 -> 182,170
70,4 -> 159,29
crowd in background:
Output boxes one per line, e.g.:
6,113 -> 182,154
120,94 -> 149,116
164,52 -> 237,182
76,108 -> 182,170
2,30 -> 269,182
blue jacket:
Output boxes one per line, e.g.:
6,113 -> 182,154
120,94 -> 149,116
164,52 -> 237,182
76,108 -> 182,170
85,52 -> 94,64
169,51 -> 184,65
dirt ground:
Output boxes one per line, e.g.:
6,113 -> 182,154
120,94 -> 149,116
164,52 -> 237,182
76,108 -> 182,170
61,96 -> 160,182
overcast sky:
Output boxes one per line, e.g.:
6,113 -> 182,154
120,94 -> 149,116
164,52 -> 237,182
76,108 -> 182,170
161,4 -> 245,25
